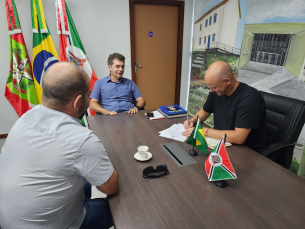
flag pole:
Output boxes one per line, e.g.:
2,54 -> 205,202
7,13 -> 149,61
188,115 -> 199,156
188,138 -> 198,156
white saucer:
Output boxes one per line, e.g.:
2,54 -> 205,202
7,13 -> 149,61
134,152 -> 152,161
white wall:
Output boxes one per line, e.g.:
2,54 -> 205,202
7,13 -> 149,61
0,0 -> 193,134
194,8 -> 221,51
219,0 -> 239,48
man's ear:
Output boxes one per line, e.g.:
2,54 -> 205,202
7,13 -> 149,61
224,78 -> 230,85
108,65 -> 111,71
72,95 -> 83,111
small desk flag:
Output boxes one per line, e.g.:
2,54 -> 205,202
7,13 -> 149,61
55,0 -> 98,116
205,135 -> 237,181
5,0 -> 39,117
186,116 -> 208,154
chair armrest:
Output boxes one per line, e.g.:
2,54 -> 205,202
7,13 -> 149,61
259,140 -> 297,156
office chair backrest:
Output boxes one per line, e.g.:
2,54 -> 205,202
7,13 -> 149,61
260,91 -> 305,168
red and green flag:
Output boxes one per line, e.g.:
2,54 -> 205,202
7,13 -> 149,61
205,135 -> 237,181
186,116 -> 208,154
55,0 -> 98,116
31,0 -> 59,104
4,0 -> 39,117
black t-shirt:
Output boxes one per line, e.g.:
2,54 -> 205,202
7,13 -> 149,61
203,82 -> 266,152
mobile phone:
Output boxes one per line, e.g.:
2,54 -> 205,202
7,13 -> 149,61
146,112 -> 154,118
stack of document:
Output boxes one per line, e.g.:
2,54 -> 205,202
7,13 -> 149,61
159,123 -> 187,142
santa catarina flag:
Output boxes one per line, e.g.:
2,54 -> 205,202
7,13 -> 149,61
186,116 -> 208,154
55,0 -> 98,116
31,0 -> 59,104
205,135 -> 237,181
4,0 -> 39,117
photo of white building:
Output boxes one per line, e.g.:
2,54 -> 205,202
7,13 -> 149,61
194,0 -> 241,52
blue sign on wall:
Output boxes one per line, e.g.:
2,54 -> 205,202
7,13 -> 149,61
148,31 -> 153,37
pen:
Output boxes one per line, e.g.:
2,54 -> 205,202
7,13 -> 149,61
187,113 -> 190,126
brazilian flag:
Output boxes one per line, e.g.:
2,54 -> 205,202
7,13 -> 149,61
186,116 -> 209,154
31,0 -> 59,103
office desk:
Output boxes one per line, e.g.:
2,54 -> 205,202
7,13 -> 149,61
88,110 -> 305,229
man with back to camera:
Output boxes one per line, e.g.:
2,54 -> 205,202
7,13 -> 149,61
182,61 -> 267,153
0,62 -> 119,228
90,53 -> 146,116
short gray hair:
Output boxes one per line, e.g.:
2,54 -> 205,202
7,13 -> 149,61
108,53 -> 125,66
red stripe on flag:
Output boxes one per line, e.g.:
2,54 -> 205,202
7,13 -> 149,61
205,156 -> 212,177
58,4 -> 68,61
89,70 -> 98,116
5,86 -> 31,117
61,0 -> 69,32
11,33 -> 26,46
7,0 -> 18,30
59,34 -> 68,61
5,0 -> 12,31
57,4 -> 62,32
218,141 -> 235,174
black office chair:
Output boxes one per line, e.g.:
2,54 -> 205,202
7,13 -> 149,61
259,91 -> 305,169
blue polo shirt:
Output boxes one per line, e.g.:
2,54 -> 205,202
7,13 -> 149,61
90,76 -> 142,113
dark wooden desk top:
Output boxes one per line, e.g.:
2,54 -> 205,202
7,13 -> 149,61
88,110 -> 305,229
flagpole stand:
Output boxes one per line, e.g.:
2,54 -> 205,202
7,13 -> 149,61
188,149 -> 198,156
214,180 -> 227,188
188,139 -> 198,156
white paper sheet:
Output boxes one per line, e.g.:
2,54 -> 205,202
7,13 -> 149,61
159,123 -> 187,142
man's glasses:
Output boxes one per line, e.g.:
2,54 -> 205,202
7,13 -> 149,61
142,165 -> 169,178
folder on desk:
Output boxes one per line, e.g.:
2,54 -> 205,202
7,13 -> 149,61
158,105 -> 187,119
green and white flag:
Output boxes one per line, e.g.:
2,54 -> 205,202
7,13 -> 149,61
5,0 -> 39,117
55,0 -> 98,119
205,135 -> 237,181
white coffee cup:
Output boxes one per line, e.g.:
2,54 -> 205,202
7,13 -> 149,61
137,145 -> 149,158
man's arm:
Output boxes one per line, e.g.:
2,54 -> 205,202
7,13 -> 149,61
96,169 -> 119,195
90,98 -> 117,116
128,96 -> 146,114
202,127 -> 251,145
182,108 -> 210,137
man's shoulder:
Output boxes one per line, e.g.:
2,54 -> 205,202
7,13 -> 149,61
121,77 -> 133,83
20,106 -> 93,148
238,82 -> 262,97
237,83 -> 265,104
97,76 -> 110,84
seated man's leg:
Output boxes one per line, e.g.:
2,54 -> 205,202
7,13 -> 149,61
80,198 -> 114,229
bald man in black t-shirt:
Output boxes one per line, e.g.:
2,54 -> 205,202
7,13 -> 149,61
183,61 -> 266,153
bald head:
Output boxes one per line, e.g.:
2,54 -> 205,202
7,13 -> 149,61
204,61 -> 239,96
42,62 -> 90,108
205,61 -> 234,82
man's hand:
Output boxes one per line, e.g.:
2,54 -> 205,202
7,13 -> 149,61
128,106 -> 138,114
104,110 -> 117,116
182,127 -> 194,138
183,119 -> 194,130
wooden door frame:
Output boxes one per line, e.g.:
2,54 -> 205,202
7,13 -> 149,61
129,0 -> 185,105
